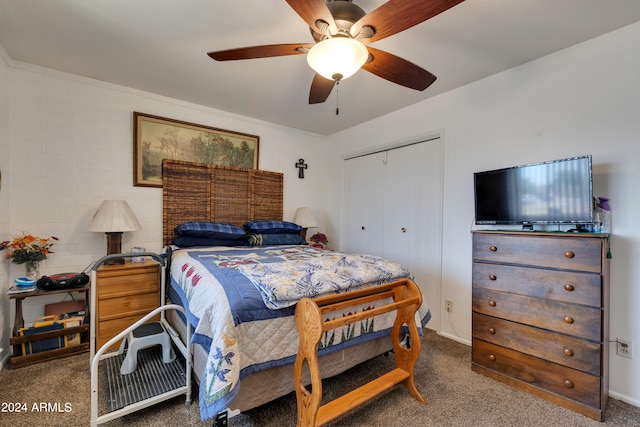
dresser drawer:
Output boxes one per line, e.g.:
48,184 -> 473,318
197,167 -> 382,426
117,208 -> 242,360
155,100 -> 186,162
97,313 -> 160,351
473,233 -> 602,273
472,339 -> 601,408
98,292 -> 160,321
473,288 -> 602,341
473,312 -> 601,375
473,262 -> 601,306
96,271 -> 159,297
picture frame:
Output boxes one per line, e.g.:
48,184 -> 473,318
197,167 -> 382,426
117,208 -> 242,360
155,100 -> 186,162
133,112 -> 260,187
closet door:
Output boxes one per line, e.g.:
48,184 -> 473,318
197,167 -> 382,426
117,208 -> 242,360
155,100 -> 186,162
342,138 -> 443,331
382,140 -> 443,330
342,151 -> 386,256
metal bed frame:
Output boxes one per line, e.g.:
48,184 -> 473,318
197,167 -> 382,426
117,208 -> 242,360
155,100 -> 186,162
89,253 -> 192,426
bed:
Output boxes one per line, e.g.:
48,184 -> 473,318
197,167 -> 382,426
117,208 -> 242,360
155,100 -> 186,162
161,159 -> 431,421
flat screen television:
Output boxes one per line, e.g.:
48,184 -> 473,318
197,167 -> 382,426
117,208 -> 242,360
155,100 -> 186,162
474,155 -> 593,227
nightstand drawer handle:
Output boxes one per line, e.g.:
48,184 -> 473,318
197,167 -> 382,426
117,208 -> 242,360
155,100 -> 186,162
564,316 -> 574,324
564,284 -> 575,292
564,380 -> 574,388
489,246 -> 497,252
488,354 -> 496,361
488,327 -> 496,334
488,300 -> 496,307
489,274 -> 497,281
564,348 -> 574,357
564,251 -> 575,259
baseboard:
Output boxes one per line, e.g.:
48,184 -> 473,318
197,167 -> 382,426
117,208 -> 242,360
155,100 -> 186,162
437,330 -> 470,346
609,390 -> 640,408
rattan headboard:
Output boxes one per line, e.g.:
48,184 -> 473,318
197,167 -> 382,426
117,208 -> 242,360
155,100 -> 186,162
162,159 -> 283,247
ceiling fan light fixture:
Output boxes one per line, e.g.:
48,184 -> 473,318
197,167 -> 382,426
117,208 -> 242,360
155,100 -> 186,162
306,37 -> 368,81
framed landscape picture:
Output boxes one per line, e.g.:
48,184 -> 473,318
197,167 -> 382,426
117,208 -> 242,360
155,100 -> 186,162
133,112 -> 259,187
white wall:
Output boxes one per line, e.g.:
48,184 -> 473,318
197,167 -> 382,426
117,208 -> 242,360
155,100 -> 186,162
1,19 -> 639,410
325,22 -> 640,406
0,45 -> 11,363
0,52 -> 327,364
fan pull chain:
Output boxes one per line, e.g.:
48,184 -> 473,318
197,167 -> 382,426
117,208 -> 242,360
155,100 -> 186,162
335,80 -> 340,115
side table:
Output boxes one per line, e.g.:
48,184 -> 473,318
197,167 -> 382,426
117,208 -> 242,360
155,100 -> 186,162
9,284 -> 90,368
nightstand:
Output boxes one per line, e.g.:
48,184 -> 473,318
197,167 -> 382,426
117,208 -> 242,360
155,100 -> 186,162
92,259 -> 161,356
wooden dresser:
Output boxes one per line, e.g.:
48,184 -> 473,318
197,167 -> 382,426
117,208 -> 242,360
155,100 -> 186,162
471,230 -> 609,421
93,259 -> 161,353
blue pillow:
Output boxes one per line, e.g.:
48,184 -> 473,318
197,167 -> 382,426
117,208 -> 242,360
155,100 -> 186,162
244,220 -> 302,234
172,236 -> 248,248
175,222 -> 246,239
247,233 -> 306,246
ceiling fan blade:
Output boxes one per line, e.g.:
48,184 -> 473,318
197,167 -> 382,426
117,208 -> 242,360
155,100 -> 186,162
309,73 -> 336,104
362,47 -> 436,91
286,0 -> 337,35
351,0 -> 465,43
208,43 -> 312,61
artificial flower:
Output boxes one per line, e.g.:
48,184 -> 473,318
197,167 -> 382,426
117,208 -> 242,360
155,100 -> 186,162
309,232 -> 328,246
0,233 -> 58,264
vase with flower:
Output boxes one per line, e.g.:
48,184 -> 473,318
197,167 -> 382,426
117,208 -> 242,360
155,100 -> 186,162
309,232 -> 328,249
0,233 -> 58,280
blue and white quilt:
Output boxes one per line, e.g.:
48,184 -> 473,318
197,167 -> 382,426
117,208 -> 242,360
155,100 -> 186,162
169,245 -> 431,421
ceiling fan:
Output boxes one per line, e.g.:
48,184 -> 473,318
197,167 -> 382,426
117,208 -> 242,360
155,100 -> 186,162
208,0 -> 465,104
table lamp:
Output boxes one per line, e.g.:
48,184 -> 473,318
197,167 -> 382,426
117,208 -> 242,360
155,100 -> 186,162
88,200 -> 141,264
293,207 -> 318,241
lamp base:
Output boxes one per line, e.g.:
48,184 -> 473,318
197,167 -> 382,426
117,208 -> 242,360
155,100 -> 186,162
105,232 -> 125,265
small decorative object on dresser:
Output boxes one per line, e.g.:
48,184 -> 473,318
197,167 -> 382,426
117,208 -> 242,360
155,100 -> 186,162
309,232 -> 328,248
471,230 -> 610,421
131,246 -> 146,263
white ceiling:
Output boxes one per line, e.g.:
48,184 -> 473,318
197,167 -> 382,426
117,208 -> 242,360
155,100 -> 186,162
1,0 -> 640,135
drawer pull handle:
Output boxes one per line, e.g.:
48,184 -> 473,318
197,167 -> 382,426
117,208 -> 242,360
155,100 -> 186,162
488,354 -> 496,361
488,327 -> 496,334
489,246 -> 497,252
489,274 -> 497,281
564,348 -> 574,357
564,284 -> 575,292
564,380 -> 574,388
564,316 -> 574,324
488,300 -> 496,307
564,251 -> 575,259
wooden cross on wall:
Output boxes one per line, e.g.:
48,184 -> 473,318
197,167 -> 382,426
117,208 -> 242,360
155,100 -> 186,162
296,159 -> 308,179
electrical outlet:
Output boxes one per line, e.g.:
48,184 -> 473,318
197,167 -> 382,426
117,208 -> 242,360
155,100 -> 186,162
445,299 -> 453,313
617,339 -> 632,358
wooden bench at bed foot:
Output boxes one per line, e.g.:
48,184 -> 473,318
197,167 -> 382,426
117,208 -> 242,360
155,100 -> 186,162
294,278 -> 426,427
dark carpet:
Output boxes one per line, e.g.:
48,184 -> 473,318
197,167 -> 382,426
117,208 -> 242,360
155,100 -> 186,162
1,329 -> 638,426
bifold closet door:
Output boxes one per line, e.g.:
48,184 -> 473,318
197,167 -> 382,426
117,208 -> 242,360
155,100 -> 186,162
382,140 -> 443,327
342,139 -> 443,330
342,151 -> 386,256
